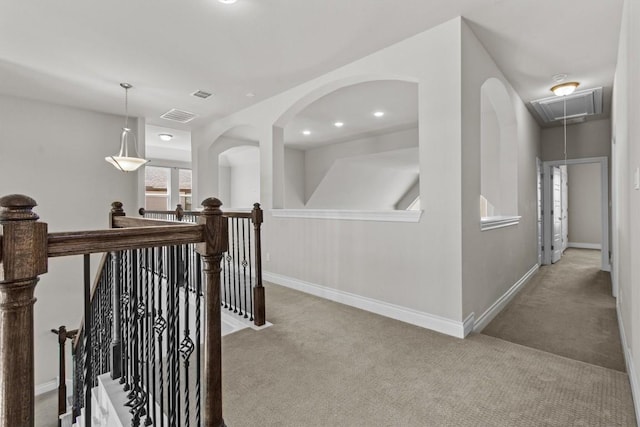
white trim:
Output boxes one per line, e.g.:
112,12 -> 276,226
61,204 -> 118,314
264,271 -> 467,338
568,242 -> 602,250
480,215 -> 521,231
463,312 -> 475,337
617,302 -> 640,420
35,378 -> 73,396
473,264 -> 539,333
35,379 -> 58,396
270,209 -> 422,223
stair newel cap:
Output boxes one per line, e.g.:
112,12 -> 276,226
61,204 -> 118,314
111,201 -> 125,215
0,194 -> 39,221
201,198 -> 223,215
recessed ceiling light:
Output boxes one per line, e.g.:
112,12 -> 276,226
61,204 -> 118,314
218,0 -> 237,3
373,111 -> 385,117
334,122 -> 344,128
302,130 -> 311,136
246,92 -> 255,97
159,133 -> 173,141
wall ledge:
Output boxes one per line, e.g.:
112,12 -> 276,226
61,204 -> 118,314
271,209 -> 422,223
480,215 -> 521,231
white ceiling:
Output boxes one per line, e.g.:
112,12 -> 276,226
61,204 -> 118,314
284,81 -> 418,149
0,0 -> 623,133
145,124 -> 191,163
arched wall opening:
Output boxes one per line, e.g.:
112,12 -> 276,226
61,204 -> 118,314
273,79 -> 420,211
480,78 -> 518,219
207,125 -> 261,209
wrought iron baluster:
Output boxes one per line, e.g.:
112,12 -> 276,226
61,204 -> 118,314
180,244 -> 194,426
242,218 -> 249,319
195,252 -> 202,427
248,219 -> 254,321
83,254 -> 92,427
232,218 -> 238,313
155,246 -> 167,427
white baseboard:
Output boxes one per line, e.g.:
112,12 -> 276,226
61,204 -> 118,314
263,271 -> 468,338
473,264 -> 539,333
35,378 -> 73,396
617,302 -> 640,421
568,242 -> 602,250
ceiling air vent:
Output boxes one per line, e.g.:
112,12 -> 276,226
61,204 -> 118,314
191,90 -> 212,99
530,87 -> 603,123
160,108 -> 198,123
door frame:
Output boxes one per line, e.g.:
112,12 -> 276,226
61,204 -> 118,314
542,156 -> 610,271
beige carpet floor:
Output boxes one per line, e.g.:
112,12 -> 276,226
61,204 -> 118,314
37,269 -> 636,426
221,282 -> 635,426
482,249 -> 626,372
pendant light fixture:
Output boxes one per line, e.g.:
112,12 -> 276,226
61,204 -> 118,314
105,83 -> 149,172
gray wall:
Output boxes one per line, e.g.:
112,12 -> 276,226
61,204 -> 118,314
611,0 -> 640,402
568,163 -> 602,246
541,119 -> 611,161
303,127 -> 418,203
460,21 -> 541,323
0,94 -> 138,387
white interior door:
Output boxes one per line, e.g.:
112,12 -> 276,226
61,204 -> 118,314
537,158 -> 543,265
552,166 -> 563,263
561,165 -> 569,252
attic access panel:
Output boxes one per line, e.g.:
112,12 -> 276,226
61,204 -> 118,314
530,87 -> 603,123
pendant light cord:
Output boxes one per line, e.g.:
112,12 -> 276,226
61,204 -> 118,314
563,96 -> 567,166
124,86 -> 129,129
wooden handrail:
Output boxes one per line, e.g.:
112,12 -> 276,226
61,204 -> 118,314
47,224 -> 205,257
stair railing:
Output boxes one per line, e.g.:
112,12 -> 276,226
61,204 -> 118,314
139,203 -> 266,327
0,194 -> 228,427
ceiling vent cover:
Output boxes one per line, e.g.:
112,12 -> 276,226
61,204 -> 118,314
160,109 -> 198,123
530,87 -> 603,123
191,90 -> 212,99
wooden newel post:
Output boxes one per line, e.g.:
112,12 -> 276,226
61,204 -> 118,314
176,204 -> 184,222
109,201 -> 125,379
196,198 -> 228,427
251,203 -> 265,327
0,195 -> 48,427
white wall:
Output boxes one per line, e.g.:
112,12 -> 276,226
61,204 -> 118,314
567,163 -> 602,246
460,21 -> 541,325
0,94 -> 138,387
193,18 -> 465,328
612,0 -> 640,416
284,147 -> 305,208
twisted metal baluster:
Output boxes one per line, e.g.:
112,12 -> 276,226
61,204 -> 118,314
180,244 -> 194,426
232,218 -> 239,314
83,254 -> 92,427
155,247 -> 167,427
248,220 -> 254,321
144,248 -> 153,426
175,246 -> 182,426
122,250 -> 131,390
195,253 -> 203,427
150,247 -> 157,426
242,218 -> 249,318
167,247 -> 177,427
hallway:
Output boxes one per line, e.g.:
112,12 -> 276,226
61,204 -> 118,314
482,249 -> 625,372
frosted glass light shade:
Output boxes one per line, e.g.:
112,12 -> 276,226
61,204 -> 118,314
105,155 -> 148,172
551,82 -> 579,96
105,127 -> 149,172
